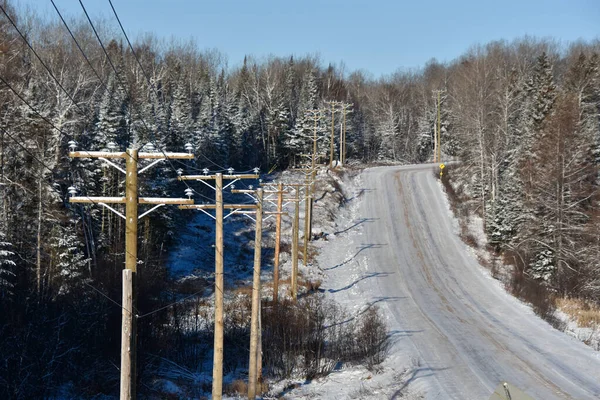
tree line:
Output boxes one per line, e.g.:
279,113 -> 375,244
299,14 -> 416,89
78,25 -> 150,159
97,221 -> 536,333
0,1 -> 598,397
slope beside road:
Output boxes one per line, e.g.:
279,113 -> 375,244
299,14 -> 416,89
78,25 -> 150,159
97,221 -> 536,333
317,164 -> 600,399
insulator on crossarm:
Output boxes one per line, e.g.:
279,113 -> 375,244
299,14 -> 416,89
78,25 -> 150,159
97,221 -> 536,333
68,141 -> 77,151
227,167 -> 234,175
184,143 -> 193,153
203,168 -> 209,175
145,142 -> 156,152
177,168 -> 183,176
184,188 -> 194,199
67,186 -> 78,196
107,142 -> 118,151
253,167 -> 260,174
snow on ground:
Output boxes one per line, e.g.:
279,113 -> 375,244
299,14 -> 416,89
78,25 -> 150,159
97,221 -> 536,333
270,167 -> 423,400
163,166 -> 423,399
440,176 -> 600,354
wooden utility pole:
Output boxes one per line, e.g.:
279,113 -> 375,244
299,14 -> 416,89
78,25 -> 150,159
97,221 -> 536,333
325,101 -> 343,167
247,188 -> 263,399
437,90 -> 442,163
123,148 -> 138,400
121,268 -> 134,400
305,109 -> 322,238
214,173 -> 224,399
303,173 -> 311,266
177,172 -> 259,400
329,101 -> 335,167
228,187 -> 284,396
261,183 -> 304,302
291,186 -> 300,300
339,102 -> 353,165
68,144 -> 194,400
273,183 -> 283,303
433,121 -> 438,163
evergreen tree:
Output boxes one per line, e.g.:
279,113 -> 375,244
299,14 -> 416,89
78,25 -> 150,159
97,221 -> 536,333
0,230 -> 16,298
49,222 -> 90,297
94,71 -> 130,150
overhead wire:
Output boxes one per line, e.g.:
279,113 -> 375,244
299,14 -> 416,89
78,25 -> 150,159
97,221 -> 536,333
78,0 -> 216,205
105,0 -> 246,175
3,3 -> 267,309
49,0 -> 108,92
0,4 -> 89,117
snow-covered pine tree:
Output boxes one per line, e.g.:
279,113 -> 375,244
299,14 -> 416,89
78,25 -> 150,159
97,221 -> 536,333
168,69 -> 194,150
285,68 -> 319,161
416,104 -> 434,162
49,222 -> 90,297
94,70 -> 130,150
0,230 -> 16,298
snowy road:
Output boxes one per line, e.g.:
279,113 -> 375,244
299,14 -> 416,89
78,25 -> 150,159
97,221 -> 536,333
320,164 -> 600,399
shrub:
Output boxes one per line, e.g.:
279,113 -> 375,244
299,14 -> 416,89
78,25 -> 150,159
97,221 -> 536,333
262,296 -> 389,380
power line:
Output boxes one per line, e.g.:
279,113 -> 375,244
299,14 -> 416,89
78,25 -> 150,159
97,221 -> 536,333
0,4 -> 89,117
50,0 -> 108,92
78,0 -> 205,208
136,288 -> 205,319
106,0 -> 231,175
107,0 -> 152,95
0,75 -> 72,140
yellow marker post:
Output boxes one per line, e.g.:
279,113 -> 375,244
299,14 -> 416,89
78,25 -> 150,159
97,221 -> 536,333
439,163 -> 445,179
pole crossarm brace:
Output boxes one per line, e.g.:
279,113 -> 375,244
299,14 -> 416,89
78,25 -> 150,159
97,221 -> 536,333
98,157 -> 127,174
99,203 -> 126,220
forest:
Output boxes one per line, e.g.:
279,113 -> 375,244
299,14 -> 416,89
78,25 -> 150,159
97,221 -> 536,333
0,1 -> 599,397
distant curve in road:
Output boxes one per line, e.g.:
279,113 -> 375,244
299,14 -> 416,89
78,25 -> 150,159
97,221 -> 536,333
356,164 -> 600,399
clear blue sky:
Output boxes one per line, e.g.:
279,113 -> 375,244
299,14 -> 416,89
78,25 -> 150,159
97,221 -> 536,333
26,0 -> 600,77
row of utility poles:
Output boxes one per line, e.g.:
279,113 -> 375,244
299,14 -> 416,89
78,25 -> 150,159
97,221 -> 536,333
65,101 -> 353,400
325,100 -> 353,167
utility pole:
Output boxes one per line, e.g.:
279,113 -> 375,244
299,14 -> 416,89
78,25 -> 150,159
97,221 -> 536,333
227,187 -> 283,398
325,101 -> 343,167
437,90 -> 442,163
299,108 -> 325,240
433,90 -> 443,163
273,183 -> 283,303
303,173 -> 311,266
292,186 -> 299,300
260,183 -> 304,303
67,142 -> 195,400
247,188 -> 263,400
177,170 -> 259,400
329,101 -> 335,167
339,102 -> 353,165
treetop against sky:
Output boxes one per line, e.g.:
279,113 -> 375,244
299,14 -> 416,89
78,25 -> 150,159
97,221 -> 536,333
26,0 -> 600,77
